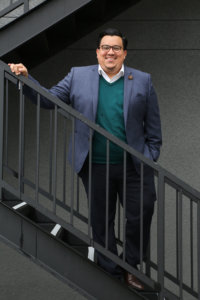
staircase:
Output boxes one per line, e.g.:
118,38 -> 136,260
0,189 -> 152,300
0,1 -> 200,299
0,0 -> 140,68
0,60 -> 199,299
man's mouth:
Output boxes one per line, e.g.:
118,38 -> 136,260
105,57 -> 115,62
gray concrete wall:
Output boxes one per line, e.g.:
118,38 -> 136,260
1,0 -> 200,299
30,0 -> 200,191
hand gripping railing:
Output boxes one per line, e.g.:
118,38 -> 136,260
0,60 -> 200,300
0,0 -> 47,28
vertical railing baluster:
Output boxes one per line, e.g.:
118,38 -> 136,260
117,198 -> 121,242
21,85 -> 25,194
176,190 -> 179,280
62,117 -> 67,204
49,110 -> 53,195
157,170 -> 165,300
105,139 -> 110,250
177,189 -> 183,299
35,93 -> 40,205
197,200 -> 200,300
88,128 -> 93,239
52,105 -> 58,213
140,162 -> 144,272
24,0 -> 29,13
76,175 -> 80,213
145,242 -> 151,277
122,151 -> 127,262
18,82 -> 25,197
70,117 -> 75,225
4,79 -> 9,166
0,66 -> 4,199
190,199 -> 194,290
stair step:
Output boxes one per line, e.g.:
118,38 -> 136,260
57,228 -> 88,257
13,202 -> 27,210
140,291 -> 159,300
51,224 -> 62,236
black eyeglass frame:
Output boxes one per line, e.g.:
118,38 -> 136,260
99,45 -> 123,52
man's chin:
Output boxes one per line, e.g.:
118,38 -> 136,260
105,65 -> 116,71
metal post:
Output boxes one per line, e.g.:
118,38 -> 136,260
49,110 -> 53,194
117,198 -> 121,241
0,66 -> 4,200
198,200 -> 200,300
70,116 -> 75,225
24,0 -> 29,13
140,162 -> 144,272
53,105 -> 58,213
76,175 -> 80,213
4,79 -> 9,166
35,94 -> 40,205
176,191 -> 179,280
177,189 -> 183,299
62,117 -> 67,204
157,170 -> 165,299
88,128 -> 93,239
18,82 -> 25,197
145,242 -> 151,277
122,151 -> 127,262
190,199 -> 194,289
105,139 -> 110,250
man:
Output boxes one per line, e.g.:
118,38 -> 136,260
9,28 -> 162,290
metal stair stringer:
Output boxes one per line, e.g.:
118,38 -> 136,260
0,193 -> 147,300
0,0 -> 92,58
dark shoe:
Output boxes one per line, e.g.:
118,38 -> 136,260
125,272 -> 144,290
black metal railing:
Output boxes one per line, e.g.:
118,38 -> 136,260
0,0 -> 47,29
0,60 -> 200,300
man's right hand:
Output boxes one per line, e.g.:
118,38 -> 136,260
8,63 -> 28,77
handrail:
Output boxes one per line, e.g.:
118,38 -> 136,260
0,60 -> 200,299
2,61 -> 200,201
0,0 -> 48,29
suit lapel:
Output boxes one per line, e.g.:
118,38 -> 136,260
124,66 -> 134,128
89,65 -> 134,125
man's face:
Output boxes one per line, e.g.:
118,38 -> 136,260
96,35 -> 127,77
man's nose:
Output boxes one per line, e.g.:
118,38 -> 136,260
107,47 -> 115,54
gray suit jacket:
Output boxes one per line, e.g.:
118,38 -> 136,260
28,64 -> 162,173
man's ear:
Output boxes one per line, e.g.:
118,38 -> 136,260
124,50 -> 127,59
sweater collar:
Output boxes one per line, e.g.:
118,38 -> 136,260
98,64 -> 124,83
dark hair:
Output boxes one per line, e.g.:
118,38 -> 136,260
97,28 -> 128,50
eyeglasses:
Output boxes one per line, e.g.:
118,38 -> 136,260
99,45 -> 123,52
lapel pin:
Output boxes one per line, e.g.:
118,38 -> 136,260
128,75 -> 133,80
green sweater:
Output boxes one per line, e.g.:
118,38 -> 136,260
92,76 -> 127,163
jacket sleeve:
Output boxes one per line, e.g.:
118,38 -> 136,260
23,68 -> 73,109
144,75 -> 162,161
